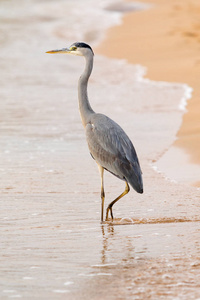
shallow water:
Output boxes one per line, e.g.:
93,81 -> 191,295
1,0 -> 200,299
1,192 -> 200,299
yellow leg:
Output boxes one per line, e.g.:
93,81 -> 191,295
98,165 -> 105,223
106,182 -> 130,221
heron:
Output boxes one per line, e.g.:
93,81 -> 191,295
46,42 -> 143,223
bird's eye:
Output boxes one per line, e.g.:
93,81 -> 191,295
70,46 -> 77,51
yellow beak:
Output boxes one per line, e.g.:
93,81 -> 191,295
46,47 -> 70,54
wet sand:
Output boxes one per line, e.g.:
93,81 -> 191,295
1,0 -> 200,299
96,0 -> 200,186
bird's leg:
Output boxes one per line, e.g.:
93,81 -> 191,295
106,182 -> 130,221
101,186 -> 105,223
98,165 -> 105,223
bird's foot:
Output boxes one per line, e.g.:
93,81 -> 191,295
105,206 -> 114,221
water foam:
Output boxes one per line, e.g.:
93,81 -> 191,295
178,84 -> 193,111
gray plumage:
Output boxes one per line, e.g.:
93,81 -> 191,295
86,114 -> 142,191
46,42 -> 143,223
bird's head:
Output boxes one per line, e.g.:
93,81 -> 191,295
46,42 -> 94,57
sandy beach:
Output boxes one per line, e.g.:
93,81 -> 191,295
0,0 -> 200,299
96,0 -> 200,186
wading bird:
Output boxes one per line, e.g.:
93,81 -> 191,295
46,42 -> 143,222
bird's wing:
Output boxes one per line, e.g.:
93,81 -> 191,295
85,114 -> 142,183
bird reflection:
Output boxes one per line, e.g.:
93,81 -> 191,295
101,224 -> 115,264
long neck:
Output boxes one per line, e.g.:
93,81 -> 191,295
78,53 -> 94,127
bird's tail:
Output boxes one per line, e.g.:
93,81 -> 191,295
126,162 -> 143,194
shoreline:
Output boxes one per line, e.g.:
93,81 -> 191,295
96,0 -> 200,186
